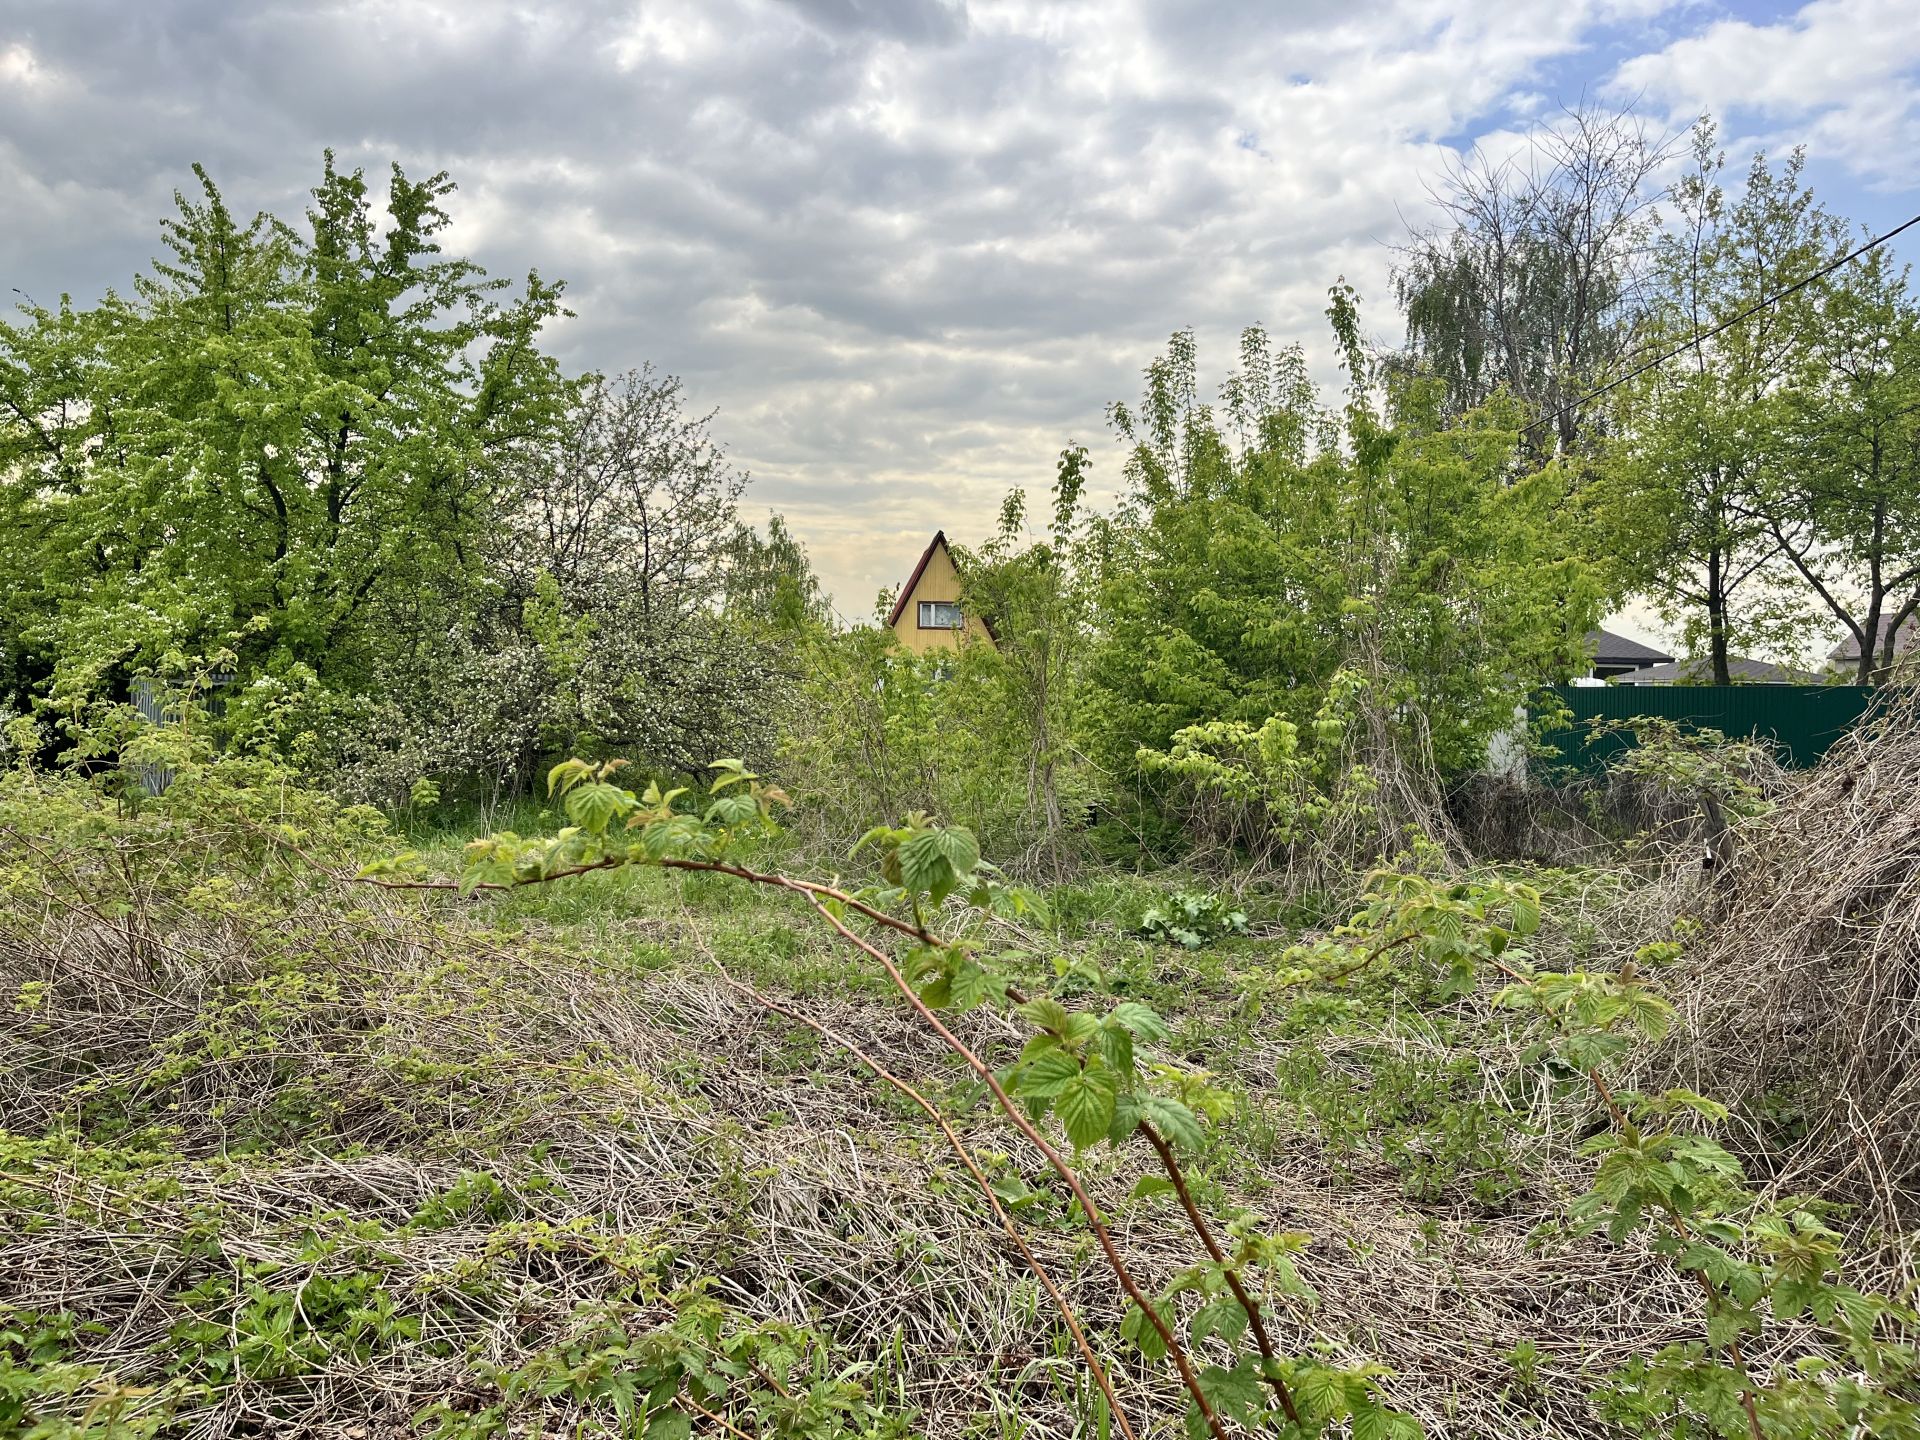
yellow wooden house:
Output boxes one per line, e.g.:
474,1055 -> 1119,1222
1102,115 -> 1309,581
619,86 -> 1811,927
885,531 -> 997,653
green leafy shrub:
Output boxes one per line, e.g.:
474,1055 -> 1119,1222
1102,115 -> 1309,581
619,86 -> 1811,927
1136,888 -> 1250,948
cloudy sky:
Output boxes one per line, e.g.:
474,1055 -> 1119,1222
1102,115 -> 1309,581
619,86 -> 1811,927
4,0 -> 1919,620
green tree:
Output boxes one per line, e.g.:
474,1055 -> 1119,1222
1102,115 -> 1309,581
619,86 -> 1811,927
1766,246 -> 1920,683
1087,293 -> 1600,857
956,446 -> 1096,874
310,369 -> 806,805
0,155 -> 569,722
723,512 -> 832,640
1590,127 -> 1844,683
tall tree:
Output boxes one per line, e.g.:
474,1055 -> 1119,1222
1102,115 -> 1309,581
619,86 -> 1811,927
1590,126 -> 1846,683
1088,294 -> 1601,800
957,444 -> 1095,874
1396,104 -> 1670,458
0,155 -> 569,716
1764,247 -> 1920,683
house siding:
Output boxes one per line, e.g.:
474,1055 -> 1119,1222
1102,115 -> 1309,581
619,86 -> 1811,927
888,536 -> 995,653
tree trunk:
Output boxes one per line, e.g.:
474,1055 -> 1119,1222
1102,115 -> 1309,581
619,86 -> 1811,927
1707,548 -> 1732,686
1856,600 -> 1883,687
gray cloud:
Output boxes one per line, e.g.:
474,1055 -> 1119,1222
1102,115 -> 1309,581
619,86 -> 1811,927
4,0 -> 1915,611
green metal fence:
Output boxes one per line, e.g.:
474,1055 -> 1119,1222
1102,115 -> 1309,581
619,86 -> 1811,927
1537,684 -> 1880,773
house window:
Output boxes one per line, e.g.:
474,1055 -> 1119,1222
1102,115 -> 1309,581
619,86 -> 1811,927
918,600 -> 963,629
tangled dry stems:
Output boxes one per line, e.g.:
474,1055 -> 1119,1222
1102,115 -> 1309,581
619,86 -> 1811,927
0,825 -> 1812,1440
1665,690 -> 1920,1276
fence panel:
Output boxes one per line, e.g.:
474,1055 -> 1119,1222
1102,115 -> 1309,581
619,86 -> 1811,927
1538,684 -> 1878,773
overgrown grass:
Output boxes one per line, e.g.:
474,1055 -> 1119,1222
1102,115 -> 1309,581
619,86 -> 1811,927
5,750 -> 1914,1439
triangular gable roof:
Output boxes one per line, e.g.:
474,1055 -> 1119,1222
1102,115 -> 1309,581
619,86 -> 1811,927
884,529 -> 999,642
886,530 -> 949,629
1829,614 -> 1918,661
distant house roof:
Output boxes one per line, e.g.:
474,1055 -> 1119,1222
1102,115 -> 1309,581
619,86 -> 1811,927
885,530 -> 949,630
884,530 -> 999,641
1617,655 -> 1823,686
1829,614 -> 1918,662
1586,627 -> 1674,666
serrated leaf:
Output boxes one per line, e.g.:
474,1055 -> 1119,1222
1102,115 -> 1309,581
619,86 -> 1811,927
1190,1293 -> 1249,1347
707,758 -> 751,791
565,780 -> 631,836
1060,1011 -> 1101,1047
895,825 -> 980,905
1057,1064 -> 1119,1149
990,1174 -> 1038,1209
930,824 -> 981,877
1139,1095 -> 1206,1153
1293,1364 -> 1348,1423
1019,996 -> 1073,1036
547,758 -> 594,796
1352,1400 -> 1392,1440
1661,1089 -> 1731,1124
703,792 -> 761,827
1120,1302 -> 1167,1361
1109,1001 -> 1171,1042
1097,1024 -> 1135,1077
949,959 -> 1003,1012
1197,1359 -> 1264,1422
1016,1050 -> 1081,1100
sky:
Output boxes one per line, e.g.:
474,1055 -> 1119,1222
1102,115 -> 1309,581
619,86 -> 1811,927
4,0 -> 1919,631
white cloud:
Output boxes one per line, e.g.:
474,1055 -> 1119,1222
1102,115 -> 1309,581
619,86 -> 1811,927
9,0 -> 1914,611
1611,0 -> 1920,188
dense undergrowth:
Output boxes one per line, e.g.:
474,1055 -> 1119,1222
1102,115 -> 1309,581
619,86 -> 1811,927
5,717 -> 1920,1439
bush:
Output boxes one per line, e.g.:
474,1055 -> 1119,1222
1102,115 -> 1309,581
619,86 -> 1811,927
1135,888 -> 1250,948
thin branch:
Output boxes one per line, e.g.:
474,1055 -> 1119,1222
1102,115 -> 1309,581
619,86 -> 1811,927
795,889 -> 1231,1440
1139,1122 -> 1303,1428
713,967 -> 1140,1440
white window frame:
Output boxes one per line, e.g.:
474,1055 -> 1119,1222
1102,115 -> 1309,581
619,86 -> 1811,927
918,600 -> 963,629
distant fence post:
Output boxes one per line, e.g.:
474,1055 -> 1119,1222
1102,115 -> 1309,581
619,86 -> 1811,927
128,673 -> 234,795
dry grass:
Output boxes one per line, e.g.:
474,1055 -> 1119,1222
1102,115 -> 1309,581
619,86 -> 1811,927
0,853 -> 1781,1439
1661,690 -> 1920,1274
3,741 -> 1908,1439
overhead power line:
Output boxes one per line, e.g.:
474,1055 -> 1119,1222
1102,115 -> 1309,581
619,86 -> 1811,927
1524,207 -> 1920,441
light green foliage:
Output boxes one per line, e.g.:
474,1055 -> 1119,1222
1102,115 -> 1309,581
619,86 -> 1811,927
951,448 -> 1100,873
1088,293 -> 1601,855
1134,669 -> 1411,869
1769,244 -> 1920,683
0,748 -> 920,1439
0,155 -> 568,727
778,625 -> 1038,860
1588,124 -> 1846,682
1135,888 -> 1250,949
1584,715 -> 1780,823
1306,871 -> 1920,1438
0,167 -> 808,813
394,755 -> 1423,1440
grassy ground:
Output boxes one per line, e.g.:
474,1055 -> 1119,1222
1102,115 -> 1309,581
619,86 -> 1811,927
0,762 -> 1881,1439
